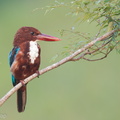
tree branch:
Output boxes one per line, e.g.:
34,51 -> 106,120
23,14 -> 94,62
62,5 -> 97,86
0,29 -> 119,107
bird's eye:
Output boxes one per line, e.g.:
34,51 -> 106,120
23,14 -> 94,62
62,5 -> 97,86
30,32 -> 35,35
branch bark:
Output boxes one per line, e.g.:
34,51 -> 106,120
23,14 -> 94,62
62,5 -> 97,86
0,29 -> 119,107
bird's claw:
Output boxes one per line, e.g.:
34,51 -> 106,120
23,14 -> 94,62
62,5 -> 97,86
20,80 -> 25,86
36,70 -> 40,78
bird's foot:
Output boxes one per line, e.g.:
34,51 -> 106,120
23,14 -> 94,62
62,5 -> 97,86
36,70 -> 40,78
20,80 -> 25,86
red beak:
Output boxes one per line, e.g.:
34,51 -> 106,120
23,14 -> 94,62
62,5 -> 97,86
37,33 -> 61,41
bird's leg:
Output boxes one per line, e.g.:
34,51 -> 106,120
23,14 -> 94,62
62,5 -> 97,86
36,70 -> 40,78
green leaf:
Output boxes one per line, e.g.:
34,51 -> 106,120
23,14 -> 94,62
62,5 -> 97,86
50,54 -> 59,62
104,0 -> 111,3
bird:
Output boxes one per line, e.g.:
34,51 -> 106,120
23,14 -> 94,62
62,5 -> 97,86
8,26 -> 60,112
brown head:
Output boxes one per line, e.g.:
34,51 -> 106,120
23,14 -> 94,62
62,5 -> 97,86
13,26 -> 60,47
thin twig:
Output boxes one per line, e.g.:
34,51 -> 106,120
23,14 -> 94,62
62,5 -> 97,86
83,47 -> 114,61
70,38 -> 112,61
64,30 -> 90,40
0,29 -> 118,107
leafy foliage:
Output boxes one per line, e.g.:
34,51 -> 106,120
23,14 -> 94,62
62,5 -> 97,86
45,0 -> 120,30
44,0 -> 120,61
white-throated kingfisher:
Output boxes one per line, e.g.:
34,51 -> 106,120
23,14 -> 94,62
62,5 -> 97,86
9,26 -> 60,112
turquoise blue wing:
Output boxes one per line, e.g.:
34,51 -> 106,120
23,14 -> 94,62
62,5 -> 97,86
9,47 -> 20,66
8,47 -> 20,86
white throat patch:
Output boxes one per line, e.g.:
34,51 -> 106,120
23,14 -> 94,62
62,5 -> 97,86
29,41 -> 39,64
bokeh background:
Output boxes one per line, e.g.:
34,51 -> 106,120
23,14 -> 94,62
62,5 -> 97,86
0,0 -> 120,120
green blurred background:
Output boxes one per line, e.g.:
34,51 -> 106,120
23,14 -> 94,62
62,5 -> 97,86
0,0 -> 120,120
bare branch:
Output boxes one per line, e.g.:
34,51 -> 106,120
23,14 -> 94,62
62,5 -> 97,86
0,29 -> 119,107
70,38 -> 113,61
